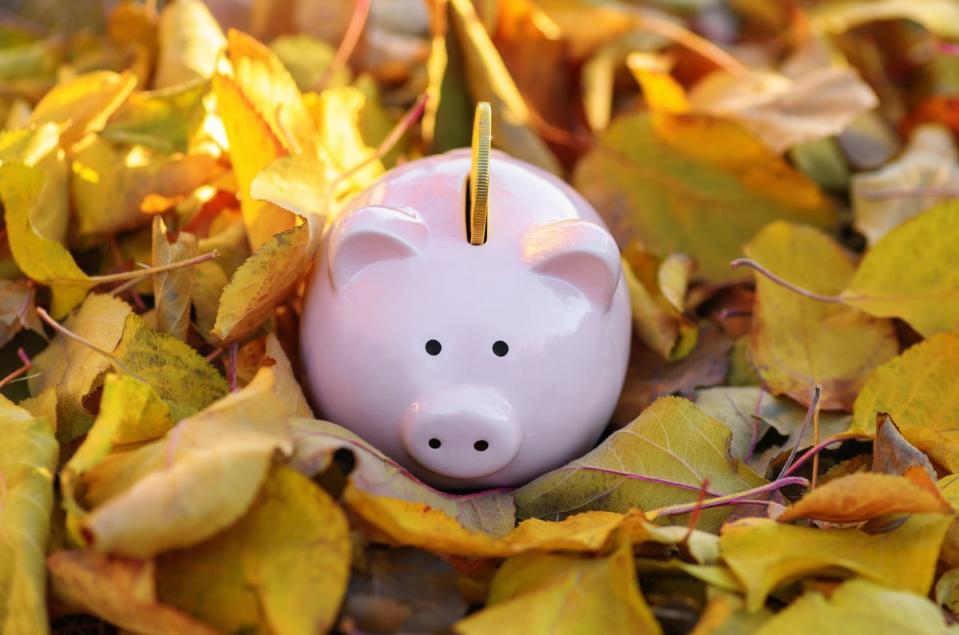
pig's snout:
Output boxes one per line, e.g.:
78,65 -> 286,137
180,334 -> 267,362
401,387 -> 521,480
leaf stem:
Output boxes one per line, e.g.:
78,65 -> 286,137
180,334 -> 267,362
782,431 -> 871,479
316,0 -> 371,90
0,348 -> 31,390
731,258 -> 844,303
646,476 -> 809,520
777,384 -> 822,481
88,250 -> 219,285
35,307 -> 144,382
858,186 -> 959,201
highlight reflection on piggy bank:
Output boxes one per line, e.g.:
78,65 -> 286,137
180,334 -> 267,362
301,149 -> 631,489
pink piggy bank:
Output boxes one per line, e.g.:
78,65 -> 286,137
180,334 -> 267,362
301,150 -> 631,489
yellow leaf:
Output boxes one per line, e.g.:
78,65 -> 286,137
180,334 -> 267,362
0,396 -> 57,635
0,123 -> 69,245
851,125 -> 959,245
342,486 -> 508,558
156,466 -> 350,635
720,515 -> 952,611
776,471 -> 952,523
755,579 -> 954,635
850,332 -> 959,470
841,201 -> 959,337
290,418 -> 515,536
47,550 -> 218,635
448,0 -> 561,175
455,543 -> 662,635
112,313 -> 228,420
71,137 -> 221,238
627,52 -> 690,114
939,475 -> 959,568
29,70 -> 137,148
79,368 -> 291,557
249,154 -> 330,217
100,79 -> 210,154
263,334 -> 314,418
151,216 -> 197,341
212,72 -> 297,248
514,397 -> 767,531
28,294 -> 132,440
744,222 -> 897,410
573,112 -> 835,282
212,222 -> 313,342
154,0 -> 226,88
0,162 -> 91,318
622,249 -> 698,361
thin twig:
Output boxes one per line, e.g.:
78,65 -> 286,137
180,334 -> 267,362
811,399 -> 821,489
776,385 -> 822,481
0,348 -> 32,390
858,186 -> 959,201
324,94 -> 428,213
682,478 -> 710,543
316,0 -> 371,90
647,476 -> 809,519
632,9 -> 754,82
35,307 -> 144,381
86,251 -> 218,285
782,431 -> 871,479
731,258 -> 844,304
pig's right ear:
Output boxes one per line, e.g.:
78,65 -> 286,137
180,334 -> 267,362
328,205 -> 428,289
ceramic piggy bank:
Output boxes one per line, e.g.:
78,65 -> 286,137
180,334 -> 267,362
301,143 -> 631,490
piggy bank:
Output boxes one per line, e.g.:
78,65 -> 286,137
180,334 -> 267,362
301,149 -> 631,489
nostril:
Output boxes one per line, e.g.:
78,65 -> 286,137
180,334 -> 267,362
474,440 -> 489,452
428,438 -> 442,449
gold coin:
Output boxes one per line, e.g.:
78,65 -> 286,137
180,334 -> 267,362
469,102 -> 491,245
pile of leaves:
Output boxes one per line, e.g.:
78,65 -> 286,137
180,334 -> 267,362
3,0 -> 959,633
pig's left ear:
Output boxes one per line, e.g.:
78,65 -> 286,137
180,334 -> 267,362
328,205 -> 429,289
522,220 -> 622,310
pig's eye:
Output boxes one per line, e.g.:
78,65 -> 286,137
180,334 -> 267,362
425,339 -> 442,356
492,340 -> 509,357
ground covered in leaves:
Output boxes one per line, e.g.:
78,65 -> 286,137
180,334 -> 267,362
3,0 -> 959,633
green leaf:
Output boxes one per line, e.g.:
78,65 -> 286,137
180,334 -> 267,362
0,396 -> 58,635
513,396 -> 767,530
156,466 -> 351,635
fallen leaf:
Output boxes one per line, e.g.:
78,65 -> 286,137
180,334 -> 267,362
573,112 -> 835,282
455,543 -> 662,635
212,222 -> 313,343
47,551 -> 218,635
151,217 -> 197,341
0,162 -> 91,318
850,332 -> 959,470
720,515 -> 952,610
841,200 -> 959,337
851,124 -> 959,245
28,294 -> 132,440
936,567 -> 959,616
776,471 -> 952,523
755,579 -> 954,635
872,414 -> 936,479
0,396 -> 57,635
688,67 -> 877,153
249,154 -> 330,217
100,79 -> 210,154
514,396 -> 767,531
29,70 -> 137,148
290,418 -> 515,535
156,466 -> 350,635
153,0 -> 226,88
112,312 -> 228,420
744,221 -> 898,410
623,248 -> 698,361
78,368 -> 290,558
263,334 -> 313,417
71,137 -> 221,238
